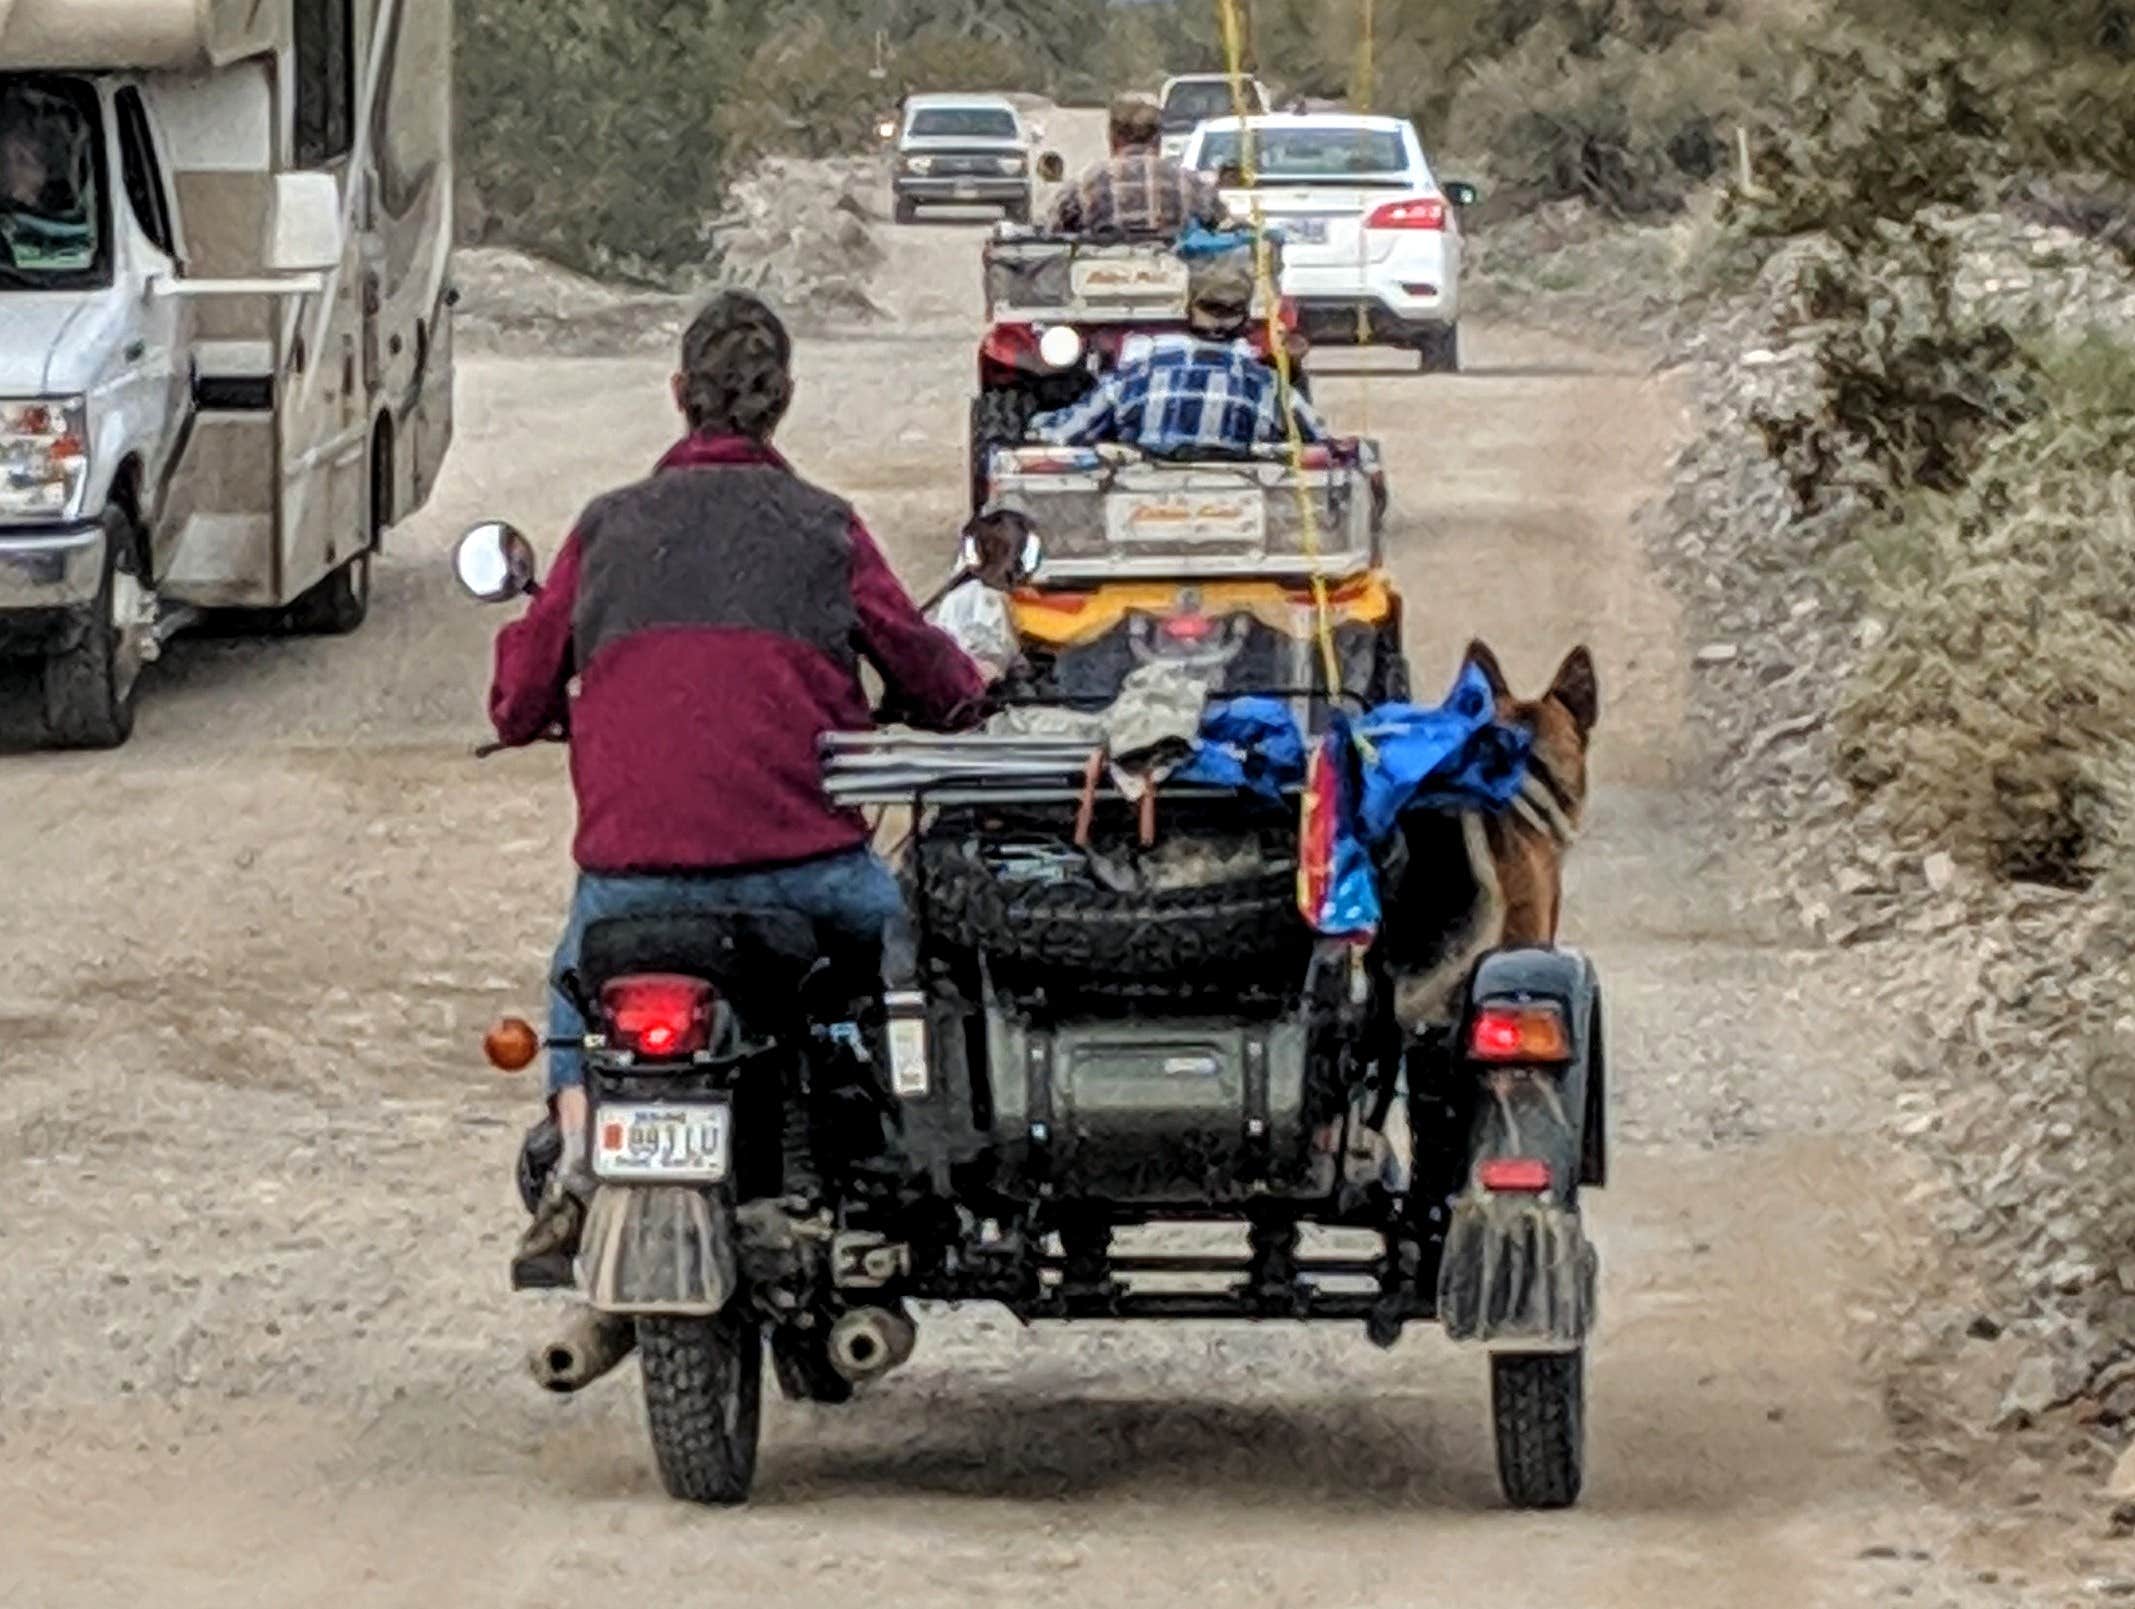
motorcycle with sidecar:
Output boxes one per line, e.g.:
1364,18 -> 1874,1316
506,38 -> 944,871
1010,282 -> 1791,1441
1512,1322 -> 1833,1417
454,517 -> 1606,1512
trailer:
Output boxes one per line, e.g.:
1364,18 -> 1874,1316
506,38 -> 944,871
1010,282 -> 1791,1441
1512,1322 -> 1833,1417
0,0 -> 456,746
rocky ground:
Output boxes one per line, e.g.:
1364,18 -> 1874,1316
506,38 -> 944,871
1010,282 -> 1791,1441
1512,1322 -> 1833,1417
457,152 -> 900,356
1521,187 -> 2135,1587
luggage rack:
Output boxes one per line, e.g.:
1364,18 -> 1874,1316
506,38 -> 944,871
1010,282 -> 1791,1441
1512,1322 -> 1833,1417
824,686 -> 1357,806
820,730 -> 1312,808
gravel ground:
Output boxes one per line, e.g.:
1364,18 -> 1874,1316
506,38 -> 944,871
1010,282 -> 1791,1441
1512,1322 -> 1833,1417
0,112 -> 2027,1608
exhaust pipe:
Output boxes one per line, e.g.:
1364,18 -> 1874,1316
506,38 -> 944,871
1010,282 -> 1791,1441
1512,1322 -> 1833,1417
529,1307 -> 637,1394
826,1305 -> 918,1384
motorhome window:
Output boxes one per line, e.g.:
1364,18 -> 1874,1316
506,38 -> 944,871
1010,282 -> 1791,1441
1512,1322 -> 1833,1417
0,75 -> 110,289
294,0 -> 356,166
115,90 -> 175,259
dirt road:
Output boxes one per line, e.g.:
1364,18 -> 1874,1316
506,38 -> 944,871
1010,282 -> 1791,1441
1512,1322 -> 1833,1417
0,118 -> 1996,1607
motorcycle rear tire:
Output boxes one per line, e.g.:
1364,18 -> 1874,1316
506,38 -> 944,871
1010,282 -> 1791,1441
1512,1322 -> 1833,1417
637,1311 -> 764,1505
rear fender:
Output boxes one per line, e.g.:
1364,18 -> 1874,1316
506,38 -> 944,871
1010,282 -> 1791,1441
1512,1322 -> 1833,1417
581,1184 -> 738,1317
1457,946 -> 1603,1193
1435,947 -> 1603,1349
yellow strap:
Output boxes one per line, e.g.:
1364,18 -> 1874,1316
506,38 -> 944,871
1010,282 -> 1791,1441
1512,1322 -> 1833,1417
1214,0 -> 1342,699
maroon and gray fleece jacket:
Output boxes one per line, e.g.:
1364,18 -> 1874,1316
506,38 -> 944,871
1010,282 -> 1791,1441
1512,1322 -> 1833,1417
489,433 -> 988,874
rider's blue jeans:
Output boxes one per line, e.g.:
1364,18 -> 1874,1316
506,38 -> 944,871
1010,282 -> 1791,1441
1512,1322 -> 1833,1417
545,849 -> 905,1093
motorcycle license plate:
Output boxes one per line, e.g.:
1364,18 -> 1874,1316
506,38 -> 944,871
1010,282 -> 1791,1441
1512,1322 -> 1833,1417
593,1102 -> 731,1183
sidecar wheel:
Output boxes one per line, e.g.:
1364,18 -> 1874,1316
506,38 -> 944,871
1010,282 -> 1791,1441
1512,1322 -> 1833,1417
1490,1347 -> 1585,1509
637,1312 -> 763,1504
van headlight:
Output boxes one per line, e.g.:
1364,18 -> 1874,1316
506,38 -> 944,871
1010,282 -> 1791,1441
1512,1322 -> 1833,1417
0,398 -> 88,523
904,155 -> 934,174
995,154 -> 1026,175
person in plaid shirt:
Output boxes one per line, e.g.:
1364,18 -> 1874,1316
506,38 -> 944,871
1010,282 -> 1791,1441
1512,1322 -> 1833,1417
1030,257 -> 1330,456
1050,94 -> 1229,238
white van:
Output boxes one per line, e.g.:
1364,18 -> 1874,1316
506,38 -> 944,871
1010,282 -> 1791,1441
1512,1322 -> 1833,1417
0,0 -> 456,747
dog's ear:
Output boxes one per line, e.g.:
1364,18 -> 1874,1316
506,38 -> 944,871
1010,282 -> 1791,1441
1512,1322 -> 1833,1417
1463,638 -> 1510,699
1548,646 -> 1599,735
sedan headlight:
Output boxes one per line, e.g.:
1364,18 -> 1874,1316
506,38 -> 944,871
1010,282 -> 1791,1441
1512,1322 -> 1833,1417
0,398 -> 88,523
904,155 -> 934,174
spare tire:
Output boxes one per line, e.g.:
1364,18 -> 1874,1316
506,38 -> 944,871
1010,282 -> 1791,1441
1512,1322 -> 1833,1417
915,834 -> 1306,980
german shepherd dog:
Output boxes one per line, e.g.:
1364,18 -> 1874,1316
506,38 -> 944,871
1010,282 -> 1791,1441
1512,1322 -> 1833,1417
1377,639 -> 1599,1031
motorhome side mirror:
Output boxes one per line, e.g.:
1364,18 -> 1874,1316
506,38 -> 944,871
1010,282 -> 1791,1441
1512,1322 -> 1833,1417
264,171 -> 345,275
455,521 -> 539,602
1036,151 -> 1066,184
1445,180 -> 1480,209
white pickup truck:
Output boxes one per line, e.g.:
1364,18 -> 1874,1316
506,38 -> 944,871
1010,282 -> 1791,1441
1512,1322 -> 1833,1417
0,0 -> 456,747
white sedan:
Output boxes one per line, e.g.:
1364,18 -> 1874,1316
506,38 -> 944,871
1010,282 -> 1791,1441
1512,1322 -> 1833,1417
1183,113 -> 1475,372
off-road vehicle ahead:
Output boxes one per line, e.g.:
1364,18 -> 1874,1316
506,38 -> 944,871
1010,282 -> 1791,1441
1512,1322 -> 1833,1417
969,229 -> 1302,515
892,93 -> 1035,224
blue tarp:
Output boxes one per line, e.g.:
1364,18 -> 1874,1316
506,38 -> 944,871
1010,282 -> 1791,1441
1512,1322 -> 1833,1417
1170,665 -> 1534,937
1175,664 -> 1530,839
1176,223 -> 1285,259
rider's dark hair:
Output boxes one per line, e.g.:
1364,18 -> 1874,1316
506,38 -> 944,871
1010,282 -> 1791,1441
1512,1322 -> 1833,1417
678,291 -> 793,441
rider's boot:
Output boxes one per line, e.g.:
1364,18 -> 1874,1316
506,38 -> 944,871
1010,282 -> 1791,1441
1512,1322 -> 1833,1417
513,1097 -> 593,1291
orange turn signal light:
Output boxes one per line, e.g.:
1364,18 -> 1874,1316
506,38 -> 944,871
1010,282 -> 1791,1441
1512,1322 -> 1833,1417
1466,1002 -> 1572,1065
484,1016 -> 540,1073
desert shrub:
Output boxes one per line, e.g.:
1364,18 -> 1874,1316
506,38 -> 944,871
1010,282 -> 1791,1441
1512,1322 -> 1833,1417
1832,337 -> 2135,885
1750,225 -> 2044,516
457,0 -> 739,280
1444,17 -> 1785,216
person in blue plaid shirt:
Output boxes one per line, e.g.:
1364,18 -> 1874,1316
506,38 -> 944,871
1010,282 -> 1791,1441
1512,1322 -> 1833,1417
1029,257 -> 1331,456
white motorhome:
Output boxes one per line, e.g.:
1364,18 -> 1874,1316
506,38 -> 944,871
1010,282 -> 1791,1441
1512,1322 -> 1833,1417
0,0 -> 455,747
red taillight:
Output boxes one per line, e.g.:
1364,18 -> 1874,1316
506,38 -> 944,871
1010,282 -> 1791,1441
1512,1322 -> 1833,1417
1467,1001 -> 1572,1064
1160,611 -> 1215,642
601,974 -> 715,1059
979,322 -> 1041,375
1366,197 -> 1447,231
1478,1157 -> 1552,1193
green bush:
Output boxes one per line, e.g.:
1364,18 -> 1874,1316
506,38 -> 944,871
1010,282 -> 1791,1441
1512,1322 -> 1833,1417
1443,16 -> 1784,216
457,0 -> 740,281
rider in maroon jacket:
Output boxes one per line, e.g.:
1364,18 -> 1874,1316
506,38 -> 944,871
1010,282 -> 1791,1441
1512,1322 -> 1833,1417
490,291 -> 988,1287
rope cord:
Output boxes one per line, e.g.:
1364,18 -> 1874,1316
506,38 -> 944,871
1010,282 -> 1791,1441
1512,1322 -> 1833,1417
1214,0 -> 1344,700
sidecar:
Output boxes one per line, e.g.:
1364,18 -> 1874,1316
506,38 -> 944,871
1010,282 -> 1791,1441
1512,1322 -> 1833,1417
821,709 -> 1607,1510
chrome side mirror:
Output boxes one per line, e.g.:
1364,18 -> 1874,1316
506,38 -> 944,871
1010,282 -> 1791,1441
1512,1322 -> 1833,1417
1036,151 -> 1066,184
454,520 -> 539,602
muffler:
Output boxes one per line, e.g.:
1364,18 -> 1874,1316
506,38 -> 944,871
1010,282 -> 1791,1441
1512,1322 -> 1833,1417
529,1307 -> 637,1394
826,1304 -> 918,1384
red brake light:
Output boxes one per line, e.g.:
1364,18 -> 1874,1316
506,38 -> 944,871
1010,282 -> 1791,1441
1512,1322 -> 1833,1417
1467,1001 -> 1572,1064
600,974 -> 715,1059
1160,611 -> 1215,642
1366,197 -> 1447,231
980,322 -> 1041,375
1478,1158 -> 1552,1193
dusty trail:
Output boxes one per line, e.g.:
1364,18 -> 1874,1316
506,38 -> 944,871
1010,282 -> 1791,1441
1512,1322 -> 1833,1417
0,114 -> 1988,1607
